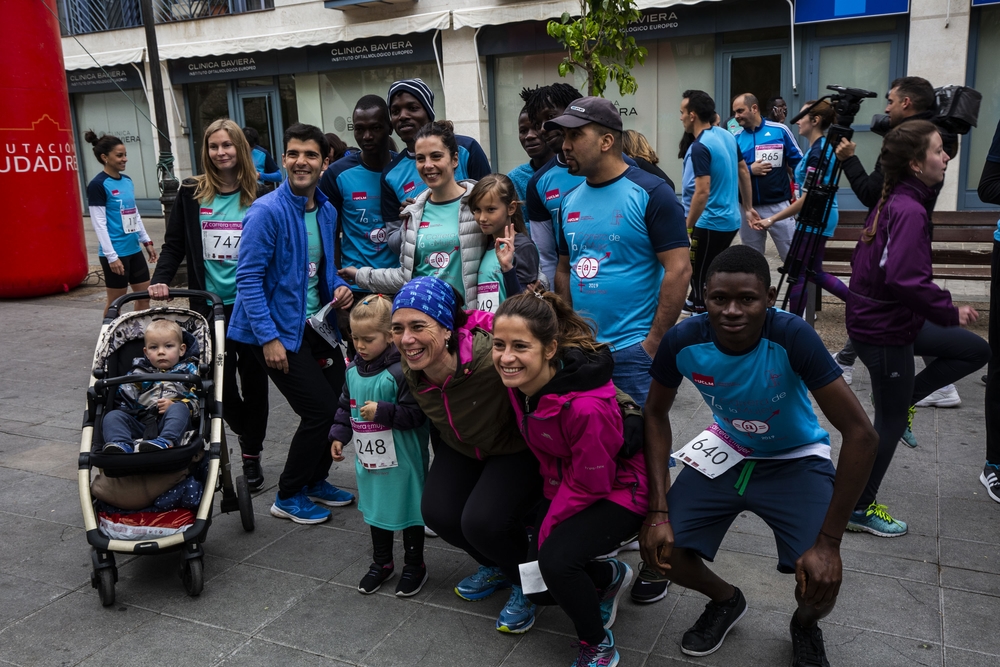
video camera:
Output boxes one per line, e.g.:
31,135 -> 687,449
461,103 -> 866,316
869,85 -> 982,136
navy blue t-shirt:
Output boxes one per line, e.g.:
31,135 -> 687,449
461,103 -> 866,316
556,166 -> 688,350
650,309 -> 841,456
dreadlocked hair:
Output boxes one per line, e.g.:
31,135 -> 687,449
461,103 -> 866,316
519,86 -> 539,105
525,83 -> 583,125
495,290 -> 607,361
862,120 -> 938,244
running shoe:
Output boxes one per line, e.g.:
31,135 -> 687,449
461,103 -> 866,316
137,437 -> 172,452
454,565 -> 510,601
831,352 -> 853,386
304,480 -> 355,507
424,526 -> 438,538
680,587 -> 747,656
102,441 -> 134,454
630,573 -> 669,604
496,585 -> 535,633
900,405 -> 918,448
572,629 -> 619,667
915,384 -> 961,408
600,538 -> 639,559
847,502 -> 907,537
395,563 -> 429,597
242,455 -> 264,491
270,491 -> 331,524
789,617 -> 831,667
599,560 -> 633,629
981,463 -> 1000,503
358,562 -> 394,594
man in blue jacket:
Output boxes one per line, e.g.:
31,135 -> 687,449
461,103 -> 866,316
230,123 -> 357,524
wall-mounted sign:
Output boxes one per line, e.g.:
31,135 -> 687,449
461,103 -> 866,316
306,32 -> 436,71
795,0 -> 910,24
67,65 -> 144,93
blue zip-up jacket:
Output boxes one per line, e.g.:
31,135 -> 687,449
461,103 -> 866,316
734,119 -> 803,206
229,180 -> 349,352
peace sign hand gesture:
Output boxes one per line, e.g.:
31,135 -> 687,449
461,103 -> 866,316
495,224 -> 516,273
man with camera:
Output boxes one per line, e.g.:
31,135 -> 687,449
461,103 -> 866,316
835,76 -> 958,214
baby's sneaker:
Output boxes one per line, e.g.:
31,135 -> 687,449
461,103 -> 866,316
137,437 -> 173,452
102,441 -> 134,454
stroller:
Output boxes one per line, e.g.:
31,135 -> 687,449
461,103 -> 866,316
79,290 -> 254,606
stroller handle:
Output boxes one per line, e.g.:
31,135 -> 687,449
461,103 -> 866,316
105,289 -> 226,322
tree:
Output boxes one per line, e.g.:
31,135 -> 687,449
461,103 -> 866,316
547,0 -> 648,97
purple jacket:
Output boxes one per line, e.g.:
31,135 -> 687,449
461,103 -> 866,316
507,348 -> 649,546
846,177 -> 959,346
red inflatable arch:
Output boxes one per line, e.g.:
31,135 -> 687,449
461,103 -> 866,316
0,0 -> 88,297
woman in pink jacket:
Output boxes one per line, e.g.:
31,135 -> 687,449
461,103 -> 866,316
493,291 -> 649,667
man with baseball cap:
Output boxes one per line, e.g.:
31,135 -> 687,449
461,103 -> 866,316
380,78 -> 491,253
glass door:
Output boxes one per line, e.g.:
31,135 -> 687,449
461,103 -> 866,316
720,46 -> 789,126
236,90 -> 279,157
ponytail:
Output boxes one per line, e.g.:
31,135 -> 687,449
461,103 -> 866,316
495,290 -> 607,359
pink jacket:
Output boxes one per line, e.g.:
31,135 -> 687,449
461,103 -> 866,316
508,348 -> 649,546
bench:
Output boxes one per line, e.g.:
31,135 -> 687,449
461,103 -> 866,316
823,210 -> 997,281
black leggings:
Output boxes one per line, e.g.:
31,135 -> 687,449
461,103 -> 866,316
689,227 -> 738,311
421,443 -> 542,583
526,499 -> 643,645
251,326 -> 346,499
852,322 -> 989,509
222,304 -> 269,455
371,525 -> 425,568
986,241 -> 1000,465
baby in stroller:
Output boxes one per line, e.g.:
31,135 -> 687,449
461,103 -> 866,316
102,319 -> 200,454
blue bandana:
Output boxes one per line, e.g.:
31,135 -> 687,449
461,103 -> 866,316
392,276 -> 457,331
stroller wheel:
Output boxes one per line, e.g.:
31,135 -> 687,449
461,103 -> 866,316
181,557 -> 204,597
236,475 -> 255,533
94,568 -> 116,607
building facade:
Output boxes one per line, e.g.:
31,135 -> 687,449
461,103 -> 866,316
61,0 -> 1000,214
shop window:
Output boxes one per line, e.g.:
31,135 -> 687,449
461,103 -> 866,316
318,65 -> 443,150
186,81 -> 230,173
492,35 -> 714,188
279,74 -> 299,132
817,41 -> 892,190
966,7 -> 1000,202
75,89 -> 160,200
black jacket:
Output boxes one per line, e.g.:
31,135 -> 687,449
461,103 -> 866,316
840,111 -> 957,218
151,179 -> 216,317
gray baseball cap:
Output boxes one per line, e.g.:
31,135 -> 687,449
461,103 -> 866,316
543,96 -> 623,132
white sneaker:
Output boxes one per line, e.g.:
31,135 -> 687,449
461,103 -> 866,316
598,539 -> 640,559
915,384 -> 961,408
832,352 -> 853,385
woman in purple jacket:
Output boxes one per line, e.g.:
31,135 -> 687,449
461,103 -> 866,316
493,291 -> 649,667
846,120 -> 989,538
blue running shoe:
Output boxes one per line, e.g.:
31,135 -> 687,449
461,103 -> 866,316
847,502 -> 907,537
270,491 -> 331,524
137,437 -> 172,452
572,629 -> 619,667
454,565 -> 510,601
599,560 -> 633,629
496,585 -> 535,634
304,480 -> 355,507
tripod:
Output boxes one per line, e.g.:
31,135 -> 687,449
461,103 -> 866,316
776,86 -> 877,314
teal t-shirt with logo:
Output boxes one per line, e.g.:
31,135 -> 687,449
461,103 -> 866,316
413,197 -> 463,295
476,246 -> 505,313
201,191 -> 246,305
305,208 -> 322,318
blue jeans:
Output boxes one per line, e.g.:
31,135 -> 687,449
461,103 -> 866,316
102,402 -> 191,446
611,341 -> 654,408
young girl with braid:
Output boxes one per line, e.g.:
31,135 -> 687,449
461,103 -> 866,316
845,120 -> 989,538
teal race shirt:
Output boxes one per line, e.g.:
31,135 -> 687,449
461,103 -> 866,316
651,309 -> 842,457
200,191 -> 246,305
87,172 -> 141,258
795,136 -> 839,237
476,246 -> 505,313
412,197 -> 463,295
318,152 -> 396,271
305,208 -> 322,318
557,166 -> 688,350
689,126 -> 743,232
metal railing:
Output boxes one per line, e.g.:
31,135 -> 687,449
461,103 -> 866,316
59,0 -> 273,36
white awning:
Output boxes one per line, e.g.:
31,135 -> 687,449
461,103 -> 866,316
157,10 -> 450,60
64,46 -> 146,71
451,0 -> 718,30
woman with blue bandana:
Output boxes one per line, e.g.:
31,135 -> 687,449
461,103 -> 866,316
390,276 -> 543,635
